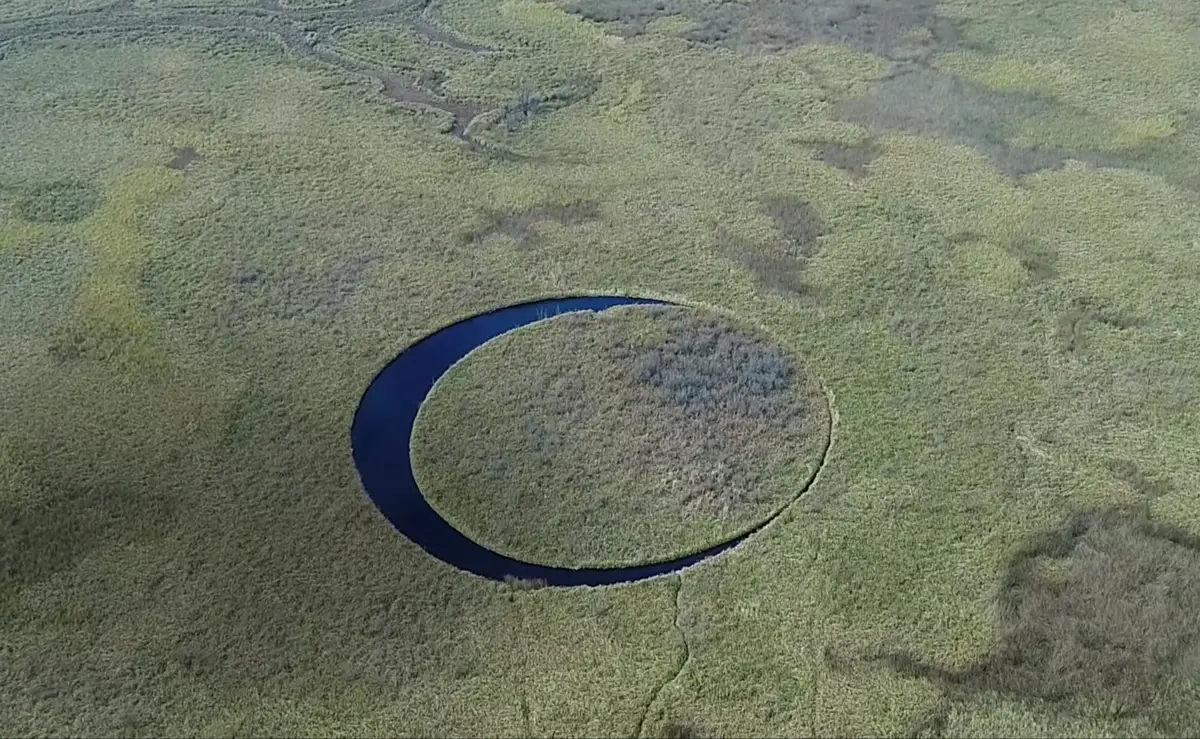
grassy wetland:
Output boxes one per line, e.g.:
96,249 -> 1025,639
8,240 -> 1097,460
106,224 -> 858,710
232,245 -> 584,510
1,0 -> 1200,736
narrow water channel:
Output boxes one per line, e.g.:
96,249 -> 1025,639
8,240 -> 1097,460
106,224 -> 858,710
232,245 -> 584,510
351,295 -> 759,586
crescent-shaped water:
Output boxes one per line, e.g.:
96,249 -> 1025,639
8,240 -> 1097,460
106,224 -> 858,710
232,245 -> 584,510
351,295 -> 805,586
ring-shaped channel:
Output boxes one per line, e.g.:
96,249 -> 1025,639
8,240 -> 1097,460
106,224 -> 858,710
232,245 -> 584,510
351,296 -> 815,586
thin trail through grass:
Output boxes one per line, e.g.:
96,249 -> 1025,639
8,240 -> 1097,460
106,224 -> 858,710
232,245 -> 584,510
634,575 -> 690,739
632,380 -> 838,738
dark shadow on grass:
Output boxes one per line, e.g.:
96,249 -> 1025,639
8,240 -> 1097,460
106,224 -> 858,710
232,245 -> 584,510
166,146 -> 201,171
816,140 -> 881,177
875,507 -> 1200,731
563,0 -> 970,59
464,200 -> 602,248
0,481 -> 174,595
835,68 -> 1141,181
718,231 -> 815,300
14,180 -> 103,224
718,196 -> 825,300
1055,297 -> 1146,358
0,433 -> 180,596
765,195 -> 824,257
660,721 -> 704,739
1107,459 -> 1173,499
1004,231 -> 1058,284
0,234 -> 88,339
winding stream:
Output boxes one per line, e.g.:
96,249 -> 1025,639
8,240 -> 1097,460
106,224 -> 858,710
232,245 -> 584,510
0,0 -> 509,154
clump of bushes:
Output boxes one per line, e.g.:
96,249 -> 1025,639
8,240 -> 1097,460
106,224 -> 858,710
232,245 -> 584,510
498,77 -> 600,131
764,195 -> 824,258
632,313 -> 803,427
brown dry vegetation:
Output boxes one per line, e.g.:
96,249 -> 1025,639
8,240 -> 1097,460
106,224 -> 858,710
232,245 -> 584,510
880,508 -> 1200,733
563,0 -> 962,57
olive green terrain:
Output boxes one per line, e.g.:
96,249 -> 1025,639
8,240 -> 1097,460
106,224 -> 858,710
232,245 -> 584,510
1,0 -> 1199,736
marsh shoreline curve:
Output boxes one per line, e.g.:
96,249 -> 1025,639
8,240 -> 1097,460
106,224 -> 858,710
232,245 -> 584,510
350,295 -> 832,586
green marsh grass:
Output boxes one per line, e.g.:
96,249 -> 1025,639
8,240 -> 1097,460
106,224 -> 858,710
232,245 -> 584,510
1,0 -> 1199,735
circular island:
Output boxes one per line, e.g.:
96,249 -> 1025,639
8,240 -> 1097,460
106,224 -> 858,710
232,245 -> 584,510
412,303 -> 830,570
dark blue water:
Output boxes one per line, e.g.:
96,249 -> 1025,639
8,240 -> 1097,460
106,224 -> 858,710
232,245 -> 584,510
350,296 -> 751,587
